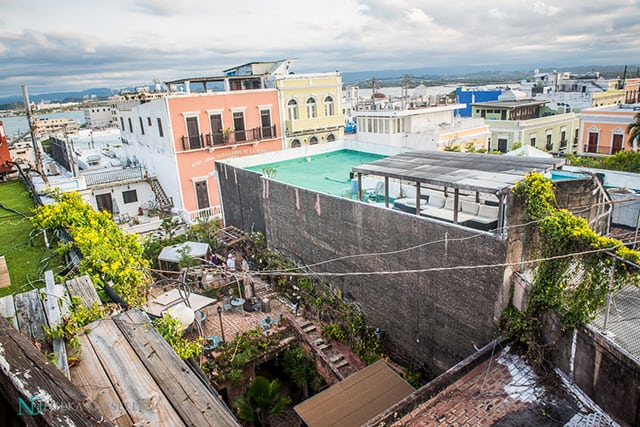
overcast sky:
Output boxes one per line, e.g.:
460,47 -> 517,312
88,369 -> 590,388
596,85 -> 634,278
1,0 -> 639,98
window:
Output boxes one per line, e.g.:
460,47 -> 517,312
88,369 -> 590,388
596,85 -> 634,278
612,133 -> 624,154
233,111 -> 246,141
260,109 -> 273,138
186,116 -> 202,149
324,96 -> 334,116
498,138 -> 508,153
309,136 -> 319,145
306,97 -> 317,118
194,180 -> 209,210
560,127 -> 567,147
546,133 -> 552,151
120,117 -> 125,131
147,117 -> 152,126
95,193 -> 113,214
128,118 -> 133,133
122,189 -> 138,204
209,113 -> 224,145
139,117 -> 144,135
287,99 -> 298,121
587,132 -> 599,153
327,134 -> 336,142
530,136 -> 536,146
291,139 -> 301,148
157,118 -> 164,137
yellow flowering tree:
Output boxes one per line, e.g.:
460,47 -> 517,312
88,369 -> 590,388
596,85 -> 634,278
31,191 -> 150,307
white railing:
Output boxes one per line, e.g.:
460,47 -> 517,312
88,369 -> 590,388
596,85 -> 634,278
180,206 -> 223,225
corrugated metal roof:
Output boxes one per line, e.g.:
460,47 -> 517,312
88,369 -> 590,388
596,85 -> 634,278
294,360 -> 415,427
352,151 -> 564,194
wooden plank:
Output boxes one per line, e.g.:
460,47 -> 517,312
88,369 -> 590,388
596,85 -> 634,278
0,295 -> 18,329
66,275 -> 102,309
0,316 -> 113,426
41,271 -> 69,378
52,284 -> 71,317
114,309 -> 239,427
71,332 -> 133,427
85,317 -> 186,426
14,289 -> 47,341
0,255 -> 11,288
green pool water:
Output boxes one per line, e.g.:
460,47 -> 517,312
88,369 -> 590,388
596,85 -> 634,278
246,149 -> 387,197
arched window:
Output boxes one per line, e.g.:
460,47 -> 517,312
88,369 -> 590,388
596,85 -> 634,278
324,96 -> 334,116
291,139 -> 301,148
287,99 -> 298,121
306,97 -> 317,118
309,136 -> 319,145
327,133 -> 336,142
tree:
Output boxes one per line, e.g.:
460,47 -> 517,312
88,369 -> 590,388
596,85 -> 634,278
282,345 -> 322,398
233,376 -> 291,426
627,112 -> 640,152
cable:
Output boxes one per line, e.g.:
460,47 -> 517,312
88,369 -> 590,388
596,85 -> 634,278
249,244 -> 626,278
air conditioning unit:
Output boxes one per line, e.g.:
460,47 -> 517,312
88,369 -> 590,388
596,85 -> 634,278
45,162 -> 58,175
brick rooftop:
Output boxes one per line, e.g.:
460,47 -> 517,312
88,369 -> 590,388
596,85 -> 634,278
393,347 -> 617,426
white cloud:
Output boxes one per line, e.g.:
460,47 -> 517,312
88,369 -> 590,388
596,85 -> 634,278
531,1 -> 560,16
0,0 -> 638,97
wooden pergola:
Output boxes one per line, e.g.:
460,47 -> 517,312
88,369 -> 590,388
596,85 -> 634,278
352,151 -> 565,233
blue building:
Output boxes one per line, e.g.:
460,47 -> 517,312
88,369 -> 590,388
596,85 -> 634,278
455,88 -> 503,117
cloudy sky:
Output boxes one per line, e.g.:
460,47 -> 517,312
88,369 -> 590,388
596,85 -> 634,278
1,0 -> 639,98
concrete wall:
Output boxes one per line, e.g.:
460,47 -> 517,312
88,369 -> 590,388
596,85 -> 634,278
217,163 -> 511,377
550,325 -> 640,427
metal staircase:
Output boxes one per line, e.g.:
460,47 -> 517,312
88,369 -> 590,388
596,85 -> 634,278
147,177 -> 173,215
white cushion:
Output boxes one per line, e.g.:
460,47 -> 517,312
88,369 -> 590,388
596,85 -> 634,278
428,195 -> 445,208
461,200 -> 479,215
478,204 -> 499,218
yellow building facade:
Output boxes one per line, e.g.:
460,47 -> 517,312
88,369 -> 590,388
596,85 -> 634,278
276,73 -> 345,148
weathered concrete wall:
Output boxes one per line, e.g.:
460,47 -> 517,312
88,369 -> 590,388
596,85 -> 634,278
550,325 -> 640,427
218,163 -> 510,377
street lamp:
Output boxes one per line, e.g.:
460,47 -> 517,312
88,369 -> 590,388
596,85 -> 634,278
217,305 -> 225,343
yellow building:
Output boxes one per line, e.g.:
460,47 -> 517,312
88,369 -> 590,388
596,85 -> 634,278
276,73 -> 344,148
591,80 -> 624,107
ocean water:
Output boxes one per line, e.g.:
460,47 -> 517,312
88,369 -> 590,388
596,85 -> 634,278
1,110 -> 86,138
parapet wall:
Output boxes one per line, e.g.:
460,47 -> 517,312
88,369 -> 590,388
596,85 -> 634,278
551,325 -> 640,427
217,163 -> 510,377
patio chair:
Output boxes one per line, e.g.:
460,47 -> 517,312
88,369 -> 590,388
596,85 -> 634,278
365,181 -> 384,200
222,296 -> 232,312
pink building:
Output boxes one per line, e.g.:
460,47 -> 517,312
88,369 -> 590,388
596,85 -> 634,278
578,104 -> 640,155
118,76 -> 282,223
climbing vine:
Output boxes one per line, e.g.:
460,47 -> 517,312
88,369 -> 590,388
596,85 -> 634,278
31,191 -> 150,307
502,173 -> 640,366
153,313 -> 202,360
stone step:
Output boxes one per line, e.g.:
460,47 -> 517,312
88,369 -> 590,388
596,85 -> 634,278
329,354 -> 344,363
314,338 -> 324,345
302,325 -> 317,333
334,359 -> 349,369
318,343 -> 331,351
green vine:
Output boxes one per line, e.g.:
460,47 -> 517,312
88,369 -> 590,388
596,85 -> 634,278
43,296 -> 110,349
153,313 -> 202,360
501,172 -> 640,366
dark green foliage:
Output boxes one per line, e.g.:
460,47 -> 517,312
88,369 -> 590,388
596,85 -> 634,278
233,376 -> 291,426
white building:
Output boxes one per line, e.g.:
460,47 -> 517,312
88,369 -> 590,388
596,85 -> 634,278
349,104 -> 489,151
84,105 -> 114,128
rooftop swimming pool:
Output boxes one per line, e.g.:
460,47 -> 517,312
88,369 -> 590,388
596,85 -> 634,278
246,149 -> 387,197
548,170 -> 591,181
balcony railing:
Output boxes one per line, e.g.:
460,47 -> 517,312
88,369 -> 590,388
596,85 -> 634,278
84,167 -> 145,187
179,206 -> 223,225
181,134 -> 205,150
582,144 -> 625,155
198,125 -> 277,149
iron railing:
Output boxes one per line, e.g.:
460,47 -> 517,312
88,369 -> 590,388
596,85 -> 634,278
185,125 -> 277,151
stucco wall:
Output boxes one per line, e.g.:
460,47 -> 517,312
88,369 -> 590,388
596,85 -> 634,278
550,325 -> 640,427
218,163 -> 510,377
